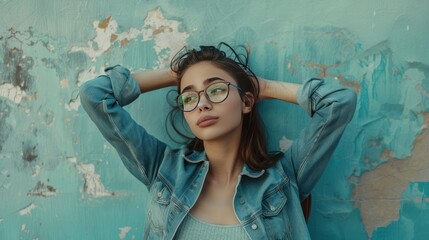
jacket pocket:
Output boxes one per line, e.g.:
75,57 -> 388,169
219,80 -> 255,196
261,189 -> 291,240
146,180 -> 172,237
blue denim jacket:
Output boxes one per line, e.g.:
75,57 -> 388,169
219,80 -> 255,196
80,65 -> 357,239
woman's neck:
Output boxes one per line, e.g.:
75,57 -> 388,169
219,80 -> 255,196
203,129 -> 243,186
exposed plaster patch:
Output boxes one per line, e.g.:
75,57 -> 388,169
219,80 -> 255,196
19,203 -> 37,215
141,7 -> 190,66
70,7 -> 189,65
68,156 -> 114,198
353,113 -> 429,237
76,66 -> 102,87
70,16 -> 140,60
64,66 -> 102,112
0,83 -> 27,104
118,226 -> 132,239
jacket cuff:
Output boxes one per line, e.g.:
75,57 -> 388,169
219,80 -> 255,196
105,65 -> 141,106
296,78 -> 324,117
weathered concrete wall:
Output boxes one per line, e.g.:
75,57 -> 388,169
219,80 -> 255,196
0,0 -> 428,239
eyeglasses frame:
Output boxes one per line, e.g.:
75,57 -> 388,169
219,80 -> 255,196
176,80 -> 243,112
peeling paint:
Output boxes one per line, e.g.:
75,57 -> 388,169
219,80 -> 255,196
70,16 -> 140,60
19,203 -> 37,215
27,181 -> 57,197
118,226 -> 132,239
353,113 -> 429,237
70,7 -> 189,66
141,7 -> 189,66
0,83 -> 27,103
68,157 -> 114,197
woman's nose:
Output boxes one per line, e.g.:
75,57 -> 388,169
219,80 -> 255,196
197,93 -> 212,111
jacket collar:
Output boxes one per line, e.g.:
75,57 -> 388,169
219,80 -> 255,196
182,150 -> 207,163
241,164 -> 265,178
182,149 -> 266,178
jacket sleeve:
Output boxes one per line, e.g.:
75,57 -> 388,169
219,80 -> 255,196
79,65 -> 167,188
282,78 -> 357,200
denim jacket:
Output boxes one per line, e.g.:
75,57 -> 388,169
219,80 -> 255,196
80,65 -> 357,239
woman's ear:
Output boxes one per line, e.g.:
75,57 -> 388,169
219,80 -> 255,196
242,92 -> 255,114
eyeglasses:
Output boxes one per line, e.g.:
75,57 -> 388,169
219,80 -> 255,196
177,81 -> 243,112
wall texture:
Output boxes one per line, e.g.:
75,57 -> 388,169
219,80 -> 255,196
1,0 -> 428,239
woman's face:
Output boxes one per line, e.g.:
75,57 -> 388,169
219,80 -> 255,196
180,61 -> 251,142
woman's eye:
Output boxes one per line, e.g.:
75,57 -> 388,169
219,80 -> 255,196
209,87 -> 226,95
183,95 -> 197,104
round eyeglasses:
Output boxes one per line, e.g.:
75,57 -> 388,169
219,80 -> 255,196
177,81 -> 243,112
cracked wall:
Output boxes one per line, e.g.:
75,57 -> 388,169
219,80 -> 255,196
0,0 -> 428,239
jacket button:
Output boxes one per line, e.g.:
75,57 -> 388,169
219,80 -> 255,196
251,224 -> 257,230
240,199 -> 245,205
157,191 -> 162,197
270,205 -> 276,211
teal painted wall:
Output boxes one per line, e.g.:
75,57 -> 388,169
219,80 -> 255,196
1,0 -> 428,239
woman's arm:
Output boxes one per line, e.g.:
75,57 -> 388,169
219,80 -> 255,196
261,77 -> 357,200
258,77 -> 300,104
80,65 -> 172,188
132,68 -> 177,93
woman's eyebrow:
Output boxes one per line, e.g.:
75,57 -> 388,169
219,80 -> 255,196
182,77 -> 226,92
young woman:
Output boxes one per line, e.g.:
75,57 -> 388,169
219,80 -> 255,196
80,43 -> 357,239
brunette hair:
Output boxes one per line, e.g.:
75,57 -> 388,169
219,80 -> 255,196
166,42 -> 282,170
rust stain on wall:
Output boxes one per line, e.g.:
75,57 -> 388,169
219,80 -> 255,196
120,38 -> 130,46
110,34 -> 118,42
98,16 -> 112,29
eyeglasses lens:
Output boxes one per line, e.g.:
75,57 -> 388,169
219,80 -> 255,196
178,82 -> 230,112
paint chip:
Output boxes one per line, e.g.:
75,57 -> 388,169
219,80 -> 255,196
19,203 -> 37,215
27,181 -> 57,197
118,226 -> 132,239
0,83 -> 27,104
69,157 -> 114,198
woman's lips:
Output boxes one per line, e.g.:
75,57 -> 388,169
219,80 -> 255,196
197,115 -> 219,127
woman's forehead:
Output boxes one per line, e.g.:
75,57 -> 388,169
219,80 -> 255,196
180,61 -> 236,91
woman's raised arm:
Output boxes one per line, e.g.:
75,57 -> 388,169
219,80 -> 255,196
259,77 -> 357,200
132,68 -> 177,93
80,65 -> 173,188
258,77 -> 300,104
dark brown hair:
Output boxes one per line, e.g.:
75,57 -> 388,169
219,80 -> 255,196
166,42 -> 282,170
